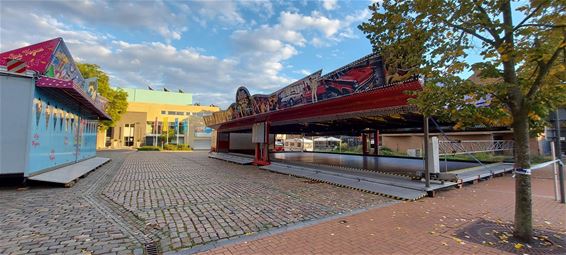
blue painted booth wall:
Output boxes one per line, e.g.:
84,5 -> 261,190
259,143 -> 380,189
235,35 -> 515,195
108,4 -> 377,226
26,88 -> 98,176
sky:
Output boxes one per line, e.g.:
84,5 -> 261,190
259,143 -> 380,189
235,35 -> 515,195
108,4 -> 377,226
0,0 -> 385,107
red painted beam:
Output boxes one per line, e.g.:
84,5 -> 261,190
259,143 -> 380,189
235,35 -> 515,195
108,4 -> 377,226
217,80 -> 422,132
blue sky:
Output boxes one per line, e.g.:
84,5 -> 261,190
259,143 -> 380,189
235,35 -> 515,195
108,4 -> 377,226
1,0 -> 382,107
1,0 -> 531,107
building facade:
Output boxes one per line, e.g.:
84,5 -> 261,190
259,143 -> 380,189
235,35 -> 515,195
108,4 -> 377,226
97,88 -> 219,150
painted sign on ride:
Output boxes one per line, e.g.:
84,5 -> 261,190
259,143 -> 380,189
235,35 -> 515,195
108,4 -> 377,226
205,53 -> 416,126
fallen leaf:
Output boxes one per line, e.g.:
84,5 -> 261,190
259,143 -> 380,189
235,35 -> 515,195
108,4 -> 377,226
514,243 -> 524,250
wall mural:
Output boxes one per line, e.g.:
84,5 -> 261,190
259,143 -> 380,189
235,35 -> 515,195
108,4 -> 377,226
205,53 -> 419,127
27,89 -> 98,175
46,43 -> 86,92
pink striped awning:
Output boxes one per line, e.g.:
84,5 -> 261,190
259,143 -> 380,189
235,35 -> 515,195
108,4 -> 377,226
36,76 -> 111,120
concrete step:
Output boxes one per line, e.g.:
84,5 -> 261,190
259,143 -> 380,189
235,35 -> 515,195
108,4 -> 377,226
28,157 -> 110,186
209,152 -> 254,165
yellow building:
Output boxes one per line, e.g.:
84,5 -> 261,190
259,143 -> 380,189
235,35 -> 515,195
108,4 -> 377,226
97,88 -> 220,149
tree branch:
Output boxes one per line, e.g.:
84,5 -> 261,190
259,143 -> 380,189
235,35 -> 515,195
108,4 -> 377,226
526,38 -> 566,99
443,19 -> 497,47
513,2 -> 545,32
473,0 -> 502,44
516,24 -> 566,29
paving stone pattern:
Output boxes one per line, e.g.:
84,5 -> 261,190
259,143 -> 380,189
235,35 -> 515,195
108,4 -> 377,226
0,151 -> 143,255
0,150 -> 393,255
202,167 -> 566,255
102,152 -> 392,252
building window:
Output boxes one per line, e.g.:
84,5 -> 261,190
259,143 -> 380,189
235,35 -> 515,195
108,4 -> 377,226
186,112 -> 192,116
176,111 -> 184,115
161,110 -> 166,114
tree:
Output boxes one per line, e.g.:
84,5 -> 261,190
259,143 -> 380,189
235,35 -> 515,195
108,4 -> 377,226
77,63 -> 129,130
359,0 -> 565,241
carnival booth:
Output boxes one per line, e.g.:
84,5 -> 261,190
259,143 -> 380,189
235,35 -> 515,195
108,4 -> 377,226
0,38 -> 111,185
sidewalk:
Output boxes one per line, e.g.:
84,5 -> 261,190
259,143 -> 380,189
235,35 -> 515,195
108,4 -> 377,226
202,167 -> 565,255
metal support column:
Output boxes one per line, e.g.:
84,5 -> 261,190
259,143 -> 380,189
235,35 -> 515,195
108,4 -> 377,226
263,122 -> 270,163
254,143 -> 261,163
362,133 -> 368,155
423,116 -> 430,188
374,130 -> 380,155
555,110 -> 565,203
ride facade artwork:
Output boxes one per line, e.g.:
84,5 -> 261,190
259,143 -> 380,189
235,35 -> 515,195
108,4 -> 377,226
205,53 -> 417,127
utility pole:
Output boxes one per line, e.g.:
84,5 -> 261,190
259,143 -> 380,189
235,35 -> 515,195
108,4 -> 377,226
423,116 -> 430,188
555,110 -> 565,203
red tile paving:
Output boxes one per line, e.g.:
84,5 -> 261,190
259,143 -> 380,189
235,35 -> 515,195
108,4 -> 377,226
201,167 -> 566,255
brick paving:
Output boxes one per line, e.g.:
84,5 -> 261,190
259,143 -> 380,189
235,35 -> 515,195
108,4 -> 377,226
202,168 -> 566,255
0,150 -> 143,255
2,150 -> 564,255
102,152 -> 392,252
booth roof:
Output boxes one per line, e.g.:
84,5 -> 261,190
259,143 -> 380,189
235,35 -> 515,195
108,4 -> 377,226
0,38 -> 61,74
36,76 -> 111,120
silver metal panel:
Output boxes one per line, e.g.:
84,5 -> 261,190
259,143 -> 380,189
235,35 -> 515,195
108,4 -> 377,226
191,140 -> 211,150
28,157 -> 110,184
0,75 -> 34,175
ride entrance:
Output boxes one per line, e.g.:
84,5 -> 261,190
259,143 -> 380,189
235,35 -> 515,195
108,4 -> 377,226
205,53 -> 514,200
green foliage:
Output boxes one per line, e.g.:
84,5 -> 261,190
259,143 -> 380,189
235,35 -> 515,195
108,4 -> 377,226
162,144 -> 191,151
137,146 -> 161,151
77,63 -> 128,130
359,0 -> 565,136
159,129 -> 176,143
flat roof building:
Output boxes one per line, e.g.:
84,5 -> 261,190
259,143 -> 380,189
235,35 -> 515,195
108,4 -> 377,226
97,88 -> 220,150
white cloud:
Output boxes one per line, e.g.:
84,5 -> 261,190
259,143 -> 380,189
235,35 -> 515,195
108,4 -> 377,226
1,1 -> 188,40
280,11 -> 341,37
0,1 -> 373,107
194,0 -> 245,25
295,69 -> 312,76
322,0 -> 338,10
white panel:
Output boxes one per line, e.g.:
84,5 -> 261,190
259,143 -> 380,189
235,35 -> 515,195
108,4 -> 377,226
428,136 -> 440,174
0,75 -> 34,175
252,122 -> 266,143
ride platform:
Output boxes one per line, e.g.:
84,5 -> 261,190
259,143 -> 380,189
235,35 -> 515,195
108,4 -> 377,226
208,152 -> 254,165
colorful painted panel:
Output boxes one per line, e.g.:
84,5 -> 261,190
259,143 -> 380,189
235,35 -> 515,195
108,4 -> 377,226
46,43 -> 86,92
0,38 -> 60,74
204,53 -> 404,127
27,88 -> 98,175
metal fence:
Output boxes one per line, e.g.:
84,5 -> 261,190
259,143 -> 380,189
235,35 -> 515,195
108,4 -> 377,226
438,140 -> 514,155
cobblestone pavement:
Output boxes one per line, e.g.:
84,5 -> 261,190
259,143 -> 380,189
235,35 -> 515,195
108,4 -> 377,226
102,152 -> 393,252
0,151 -> 393,254
202,167 -> 566,255
0,150 -> 144,255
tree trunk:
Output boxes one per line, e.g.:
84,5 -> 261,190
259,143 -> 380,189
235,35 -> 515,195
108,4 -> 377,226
499,0 -> 533,242
512,107 -> 533,242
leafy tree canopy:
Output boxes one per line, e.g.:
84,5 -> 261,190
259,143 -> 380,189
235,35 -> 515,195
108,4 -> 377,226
77,63 -> 128,130
359,0 -> 565,136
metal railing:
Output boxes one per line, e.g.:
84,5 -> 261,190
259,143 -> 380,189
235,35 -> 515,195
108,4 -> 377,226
438,140 -> 514,155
